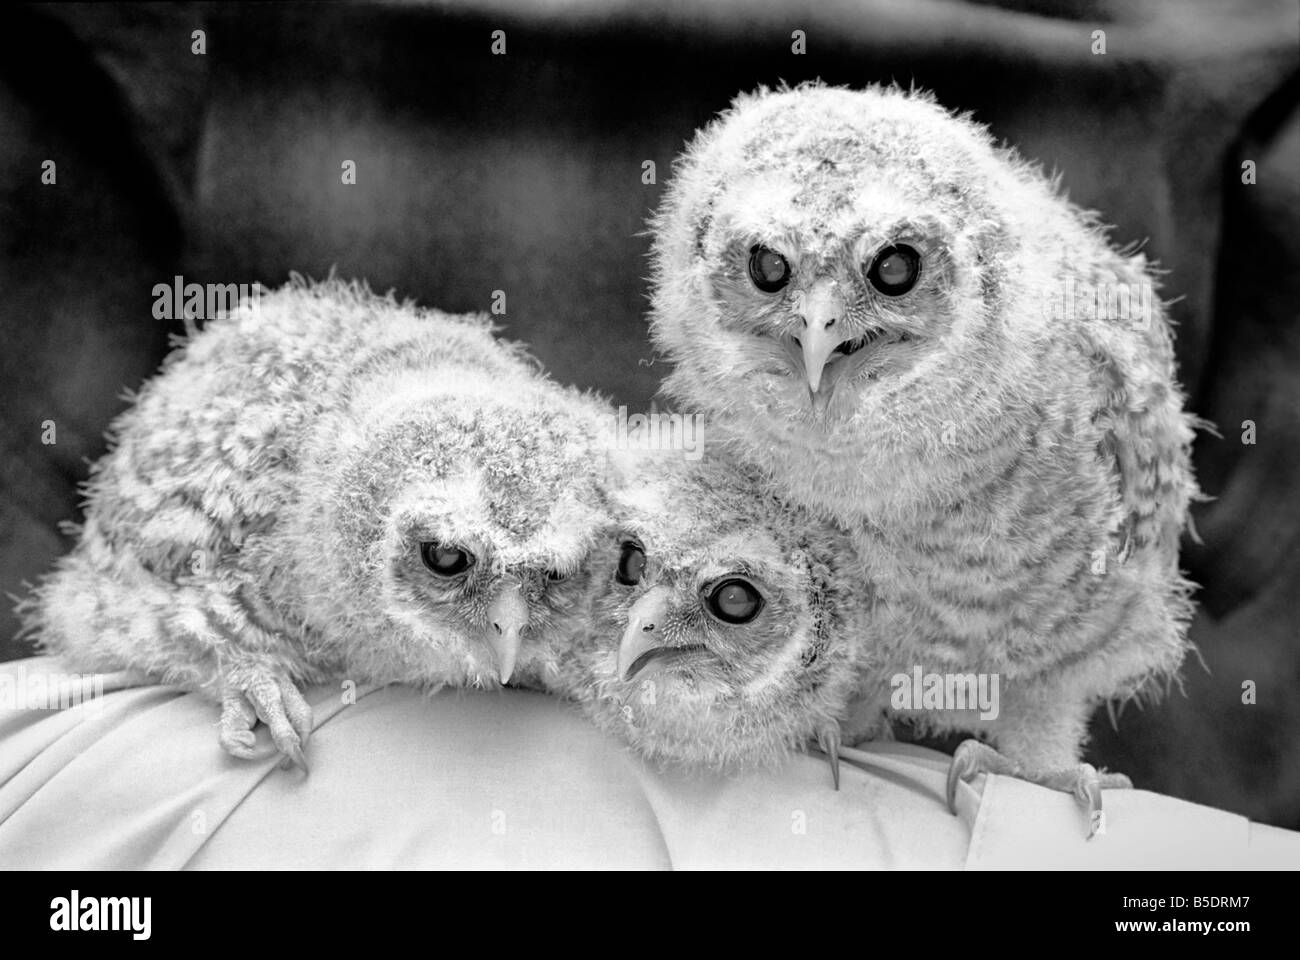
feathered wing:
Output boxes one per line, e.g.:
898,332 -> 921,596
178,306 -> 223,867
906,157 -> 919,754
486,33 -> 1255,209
1076,257 -> 1202,571
15,295 -> 321,690
16,402 -> 296,693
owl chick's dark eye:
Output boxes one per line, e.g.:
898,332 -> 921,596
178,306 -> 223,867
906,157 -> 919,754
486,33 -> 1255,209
705,578 -> 764,625
866,244 -> 921,296
748,245 -> 791,293
546,568 -> 569,582
616,541 -> 647,586
420,542 -> 475,577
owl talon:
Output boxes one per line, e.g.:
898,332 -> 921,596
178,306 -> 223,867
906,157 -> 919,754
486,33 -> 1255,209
220,672 -> 313,772
815,725 -> 842,790
947,742 -> 1132,837
279,741 -> 309,773
1039,763 -> 1132,839
1082,770 -> 1105,838
945,739 -> 1021,815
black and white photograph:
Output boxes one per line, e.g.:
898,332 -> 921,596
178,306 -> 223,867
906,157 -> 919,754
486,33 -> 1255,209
1,0 -> 1297,892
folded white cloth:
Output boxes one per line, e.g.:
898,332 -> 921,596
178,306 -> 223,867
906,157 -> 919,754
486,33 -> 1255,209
0,657 -> 1295,868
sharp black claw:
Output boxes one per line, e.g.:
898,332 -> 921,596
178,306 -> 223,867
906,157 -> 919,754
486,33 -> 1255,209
945,760 -> 962,815
817,727 -> 841,791
285,742 -> 309,774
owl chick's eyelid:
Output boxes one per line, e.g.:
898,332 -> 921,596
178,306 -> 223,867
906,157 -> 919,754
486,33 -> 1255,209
416,532 -> 486,559
696,567 -> 775,598
727,235 -> 796,264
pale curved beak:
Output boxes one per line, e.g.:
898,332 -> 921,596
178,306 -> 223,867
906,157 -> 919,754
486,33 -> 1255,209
616,586 -> 673,681
486,582 -> 528,683
796,281 -> 847,394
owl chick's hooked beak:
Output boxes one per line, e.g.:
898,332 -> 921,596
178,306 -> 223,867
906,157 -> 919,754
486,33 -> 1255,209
486,581 -> 528,683
793,279 -> 846,393
787,278 -> 856,413
616,585 -> 703,681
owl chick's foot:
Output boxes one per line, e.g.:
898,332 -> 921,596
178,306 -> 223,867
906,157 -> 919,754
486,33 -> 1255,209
1037,763 -> 1133,839
945,739 -> 1131,839
814,724 -> 842,790
218,673 -> 313,772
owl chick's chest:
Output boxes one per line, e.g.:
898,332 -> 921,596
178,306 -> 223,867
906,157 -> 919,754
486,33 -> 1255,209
850,442 -> 1128,674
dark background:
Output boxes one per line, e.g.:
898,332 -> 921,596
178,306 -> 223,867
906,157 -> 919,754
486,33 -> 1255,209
1,0 -> 1296,827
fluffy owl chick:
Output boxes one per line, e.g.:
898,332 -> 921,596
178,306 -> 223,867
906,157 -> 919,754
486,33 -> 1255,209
545,450 -> 863,783
18,277 -> 612,768
648,83 -> 1202,831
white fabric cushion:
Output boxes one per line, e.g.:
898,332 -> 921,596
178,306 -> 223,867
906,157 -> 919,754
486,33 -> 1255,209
0,657 -> 1295,868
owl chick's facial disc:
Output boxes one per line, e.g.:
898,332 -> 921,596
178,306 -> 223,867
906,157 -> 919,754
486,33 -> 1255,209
558,453 -> 860,772
306,365 -> 610,689
611,531 -> 773,691
653,84 -> 1016,426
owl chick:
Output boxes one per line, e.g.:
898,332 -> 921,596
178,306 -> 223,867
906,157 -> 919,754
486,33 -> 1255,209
648,83 -> 1202,832
543,449 -> 863,782
18,277 -> 612,769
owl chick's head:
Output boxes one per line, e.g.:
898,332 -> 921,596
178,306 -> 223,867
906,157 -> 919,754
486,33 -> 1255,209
310,370 -> 612,688
650,84 -> 1051,509
565,452 -> 860,771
